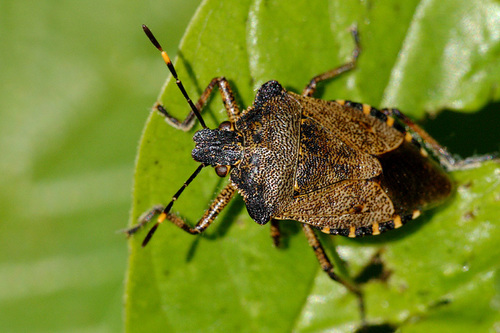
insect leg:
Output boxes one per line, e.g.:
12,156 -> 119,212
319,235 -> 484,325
125,169 -> 237,247
270,219 -> 281,247
302,223 -> 365,319
156,76 -> 241,131
302,26 -> 360,97
142,25 -> 241,130
164,182 -> 237,236
122,205 -> 165,237
381,108 -> 497,170
380,108 -> 456,168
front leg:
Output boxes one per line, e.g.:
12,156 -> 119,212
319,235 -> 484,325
142,25 -> 241,130
126,181 -> 237,247
157,76 -> 241,131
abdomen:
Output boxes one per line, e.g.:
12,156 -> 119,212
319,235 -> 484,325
376,141 -> 452,216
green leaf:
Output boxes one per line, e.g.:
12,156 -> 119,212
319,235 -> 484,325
126,0 -> 500,332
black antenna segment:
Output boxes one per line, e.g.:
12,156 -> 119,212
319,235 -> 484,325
142,24 -> 207,129
142,163 -> 206,247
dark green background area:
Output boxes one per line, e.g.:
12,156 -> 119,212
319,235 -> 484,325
0,0 -> 201,331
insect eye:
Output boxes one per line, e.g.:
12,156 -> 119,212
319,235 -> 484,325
218,121 -> 232,131
215,165 -> 229,177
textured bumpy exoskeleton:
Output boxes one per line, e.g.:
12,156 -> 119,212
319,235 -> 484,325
127,25 -> 463,319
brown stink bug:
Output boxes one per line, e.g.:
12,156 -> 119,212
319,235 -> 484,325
125,24 -> 486,317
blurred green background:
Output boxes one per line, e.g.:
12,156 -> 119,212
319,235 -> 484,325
0,0 -> 201,331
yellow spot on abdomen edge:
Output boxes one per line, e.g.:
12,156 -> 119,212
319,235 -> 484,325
386,117 -> 395,127
393,215 -> 402,228
348,226 -> 356,238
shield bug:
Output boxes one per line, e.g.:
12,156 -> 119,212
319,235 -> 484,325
126,24 -> 478,317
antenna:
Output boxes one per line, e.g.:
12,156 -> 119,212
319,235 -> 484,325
142,163 -> 206,247
142,24 -> 207,129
